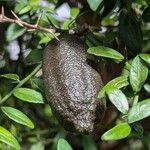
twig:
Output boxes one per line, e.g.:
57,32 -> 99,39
0,63 -> 42,105
0,6 -> 59,41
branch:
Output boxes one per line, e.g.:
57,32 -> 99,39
0,6 -> 59,40
0,63 -> 42,105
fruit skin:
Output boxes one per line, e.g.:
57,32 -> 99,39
43,34 -> 106,135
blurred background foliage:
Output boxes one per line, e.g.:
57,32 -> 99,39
0,0 -> 150,149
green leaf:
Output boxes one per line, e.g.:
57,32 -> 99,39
98,76 -> 129,98
1,106 -> 34,129
19,5 -> 31,14
129,56 -> 148,93
144,83 -> 150,94
107,89 -> 129,114
25,49 -> 42,64
101,123 -> 131,141
29,0 -> 40,7
13,88 -> 44,103
102,0 -> 117,17
71,7 -> 80,18
30,78 -> 44,91
62,19 -> 75,30
142,7 -> 150,22
6,24 -> 26,42
145,0 -> 150,7
87,46 -> 124,62
139,53 -> 150,65
39,36 -> 51,45
81,135 -> 97,150
128,99 -> 150,123
87,0 -> 103,11
30,142 -> 44,150
15,2 -> 27,13
0,126 -> 20,150
0,73 -> 20,82
121,61 -> 132,76
57,139 -> 73,150
119,9 -> 143,53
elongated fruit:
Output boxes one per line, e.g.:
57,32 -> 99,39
43,34 -> 106,135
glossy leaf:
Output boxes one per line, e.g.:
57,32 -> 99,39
1,106 -> 34,129
119,9 -> 142,53
98,76 -> 129,98
129,56 -> 148,93
107,89 -> 129,114
6,24 -> 26,41
144,83 -> 150,94
87,0 -> 103,11
101,123 -> 131,141
128,99 -> 150,123
57,139 -> 73,150
139,53 -> 150,65
13,88 -> 44,103
0,73 -> 20,82
0,126 -> 20,150
87,46 -> 124,62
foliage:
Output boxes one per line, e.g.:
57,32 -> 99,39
0,0 -> 150,149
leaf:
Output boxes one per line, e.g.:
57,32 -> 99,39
0,73 -> 20,82
121,61 -> 132,76
128,99 -> 150,123
0,126 -> 20,150
102,0 -> 117,17
19,5 -> 31,14
139,53 -> 150,65
15,2 -> 27,13
81,135 -> 97,150
63,19 -> 75,30
13,88 -> 44,103
98,76 -> 129,98
30,0 -> 40,7
119,9 -> 143,53
142,7 -> 150,22
57,139 -> 73,150
101,123 -> 131,141
30,78 -> 44,91
71,7 -> 80,18
87,0 -> 103,11
145,0 -> 150,7
87,46 -> 124,62
129,56 -> 148,93
144,83 -> 150,94
6,24 -> 26,42
107,89 -> 129,114
1,106 -> 34,129
30,142 -> 44,150
39,36 -> 51,45
25,49 -> 42,64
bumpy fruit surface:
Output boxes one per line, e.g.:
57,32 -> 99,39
43,34 -> 106,135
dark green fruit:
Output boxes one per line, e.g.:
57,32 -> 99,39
43,34 -> 106,135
